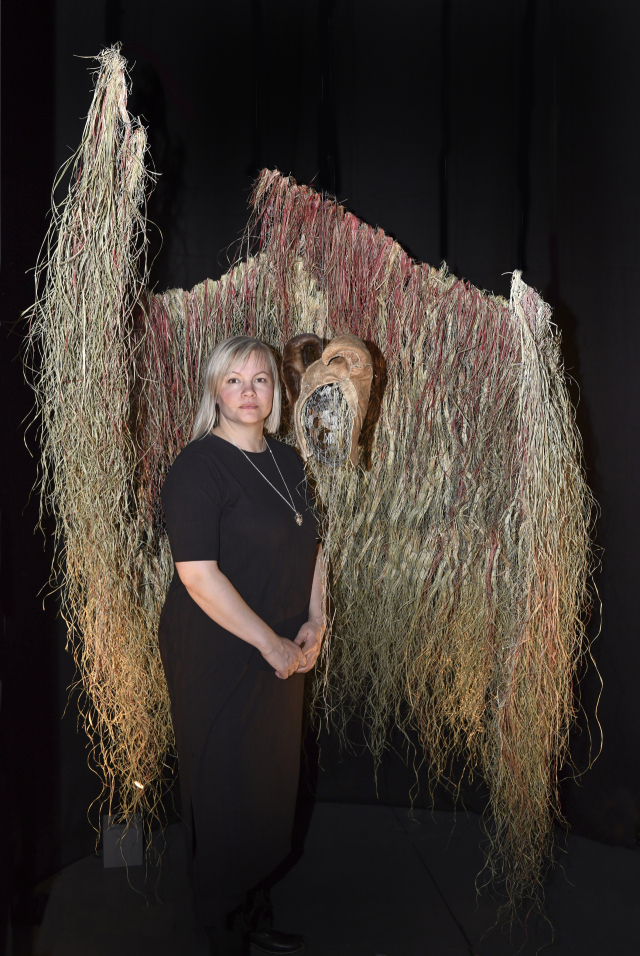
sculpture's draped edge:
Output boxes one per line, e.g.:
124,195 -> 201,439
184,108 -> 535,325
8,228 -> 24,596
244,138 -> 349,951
25,46 -> 169,825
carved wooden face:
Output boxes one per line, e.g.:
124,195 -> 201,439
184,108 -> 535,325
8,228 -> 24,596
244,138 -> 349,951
284,333 -> 374,467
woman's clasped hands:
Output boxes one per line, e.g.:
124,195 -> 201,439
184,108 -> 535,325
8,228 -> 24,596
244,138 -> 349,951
261,636 -> 306,679
261,620 -> 324,679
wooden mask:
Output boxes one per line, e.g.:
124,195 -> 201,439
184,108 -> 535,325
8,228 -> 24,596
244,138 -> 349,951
286,333 -> 373,467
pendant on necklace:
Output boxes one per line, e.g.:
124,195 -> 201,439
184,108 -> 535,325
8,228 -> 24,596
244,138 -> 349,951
295,513 -> 303,526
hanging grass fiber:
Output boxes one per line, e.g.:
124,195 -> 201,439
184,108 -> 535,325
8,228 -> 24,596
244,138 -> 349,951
25,47 -> 167,824
27,48 -> 594,910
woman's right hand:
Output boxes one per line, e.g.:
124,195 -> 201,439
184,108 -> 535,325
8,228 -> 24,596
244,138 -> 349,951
261,636 -> 306,679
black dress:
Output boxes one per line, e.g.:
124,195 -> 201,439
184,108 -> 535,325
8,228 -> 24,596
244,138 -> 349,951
158,434 -> 319,926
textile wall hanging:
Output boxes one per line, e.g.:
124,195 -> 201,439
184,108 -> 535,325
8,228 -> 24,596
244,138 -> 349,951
27,48 -> 595,909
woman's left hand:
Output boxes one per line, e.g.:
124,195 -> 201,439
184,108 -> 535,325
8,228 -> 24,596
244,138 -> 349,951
294,620 -> 324,673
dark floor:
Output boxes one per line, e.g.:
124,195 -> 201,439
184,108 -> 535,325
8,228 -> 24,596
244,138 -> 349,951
17,804 -> 640,956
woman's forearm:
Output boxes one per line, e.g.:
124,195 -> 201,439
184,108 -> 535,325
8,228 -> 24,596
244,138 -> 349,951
175,559 -> 277,653
308,545 -> 325,626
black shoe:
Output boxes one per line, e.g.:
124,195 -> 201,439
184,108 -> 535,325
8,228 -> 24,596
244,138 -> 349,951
243,884 -> 306,954
248,927 -> 306,955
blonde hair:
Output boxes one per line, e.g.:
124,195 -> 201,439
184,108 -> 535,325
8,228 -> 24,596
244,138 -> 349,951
191,336 -> 281,440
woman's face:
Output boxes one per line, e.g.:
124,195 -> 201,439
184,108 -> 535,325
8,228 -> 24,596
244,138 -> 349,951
216,351 -> 274,428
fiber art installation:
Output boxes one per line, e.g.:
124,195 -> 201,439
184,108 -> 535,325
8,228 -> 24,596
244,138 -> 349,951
26,47 -> 594,911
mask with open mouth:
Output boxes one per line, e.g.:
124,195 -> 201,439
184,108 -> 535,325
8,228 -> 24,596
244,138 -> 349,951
283,333 -> 373,467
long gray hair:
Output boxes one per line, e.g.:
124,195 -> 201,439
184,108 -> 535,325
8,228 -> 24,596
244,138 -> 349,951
191,336 -> 282,440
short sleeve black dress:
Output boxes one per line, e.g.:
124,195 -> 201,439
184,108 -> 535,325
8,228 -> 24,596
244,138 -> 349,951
158,433 -> 319,926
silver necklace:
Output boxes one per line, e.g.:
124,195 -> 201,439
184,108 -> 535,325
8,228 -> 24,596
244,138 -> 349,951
218,426 -> 304,526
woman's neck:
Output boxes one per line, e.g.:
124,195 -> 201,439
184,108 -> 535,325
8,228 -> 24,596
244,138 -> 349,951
214,417 -> 266,453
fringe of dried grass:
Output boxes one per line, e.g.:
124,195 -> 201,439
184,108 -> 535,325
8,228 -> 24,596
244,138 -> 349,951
25,47 -> 170,827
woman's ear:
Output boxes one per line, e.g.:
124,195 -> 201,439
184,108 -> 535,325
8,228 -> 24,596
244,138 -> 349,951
282,333 -> 324,405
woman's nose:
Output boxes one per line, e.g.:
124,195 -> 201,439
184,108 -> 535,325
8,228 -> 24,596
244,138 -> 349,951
242,382 -> 256,395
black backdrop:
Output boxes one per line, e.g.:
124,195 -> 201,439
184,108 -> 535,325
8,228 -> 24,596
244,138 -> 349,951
2,0 -> 639,895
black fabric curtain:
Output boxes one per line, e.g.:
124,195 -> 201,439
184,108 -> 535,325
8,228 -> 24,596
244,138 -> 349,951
2,0 -> 638,893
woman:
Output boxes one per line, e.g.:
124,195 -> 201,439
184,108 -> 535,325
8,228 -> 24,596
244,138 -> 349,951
159,336 -> 324,956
